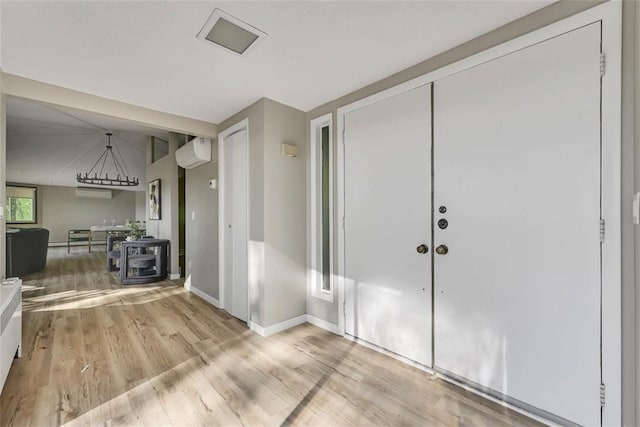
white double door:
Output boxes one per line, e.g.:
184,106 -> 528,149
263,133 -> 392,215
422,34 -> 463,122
344,23 -> 601,425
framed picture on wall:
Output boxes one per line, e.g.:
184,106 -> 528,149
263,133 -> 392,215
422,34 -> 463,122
148,179 -> 161,220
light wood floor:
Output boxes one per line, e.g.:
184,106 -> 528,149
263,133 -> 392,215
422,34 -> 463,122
0,247 -> 542,427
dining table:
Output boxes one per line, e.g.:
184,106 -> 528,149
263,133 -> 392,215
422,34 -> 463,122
90,225 -> 132,237
89,224 -> 147,240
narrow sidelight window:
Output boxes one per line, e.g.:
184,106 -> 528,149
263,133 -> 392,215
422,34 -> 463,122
321,126 -> 330,291
310,114 -> 333,302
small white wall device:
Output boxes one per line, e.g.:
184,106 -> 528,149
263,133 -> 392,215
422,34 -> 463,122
208,179 -> 217,190
281,143 -> 300,157
176,137 -> 212,169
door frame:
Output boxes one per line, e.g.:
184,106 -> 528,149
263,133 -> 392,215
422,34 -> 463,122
336,2 -> 621,424
309,113 -> 335,303
218,118 -> 250,323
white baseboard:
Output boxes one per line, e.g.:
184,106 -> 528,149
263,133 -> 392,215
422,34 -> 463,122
249,321 -> 265,336
306,314 -> 339,334
343,333 -> 434,374
250,314 -> 307,337
434,372 -> 554,426
249,314 -> 339,337
169,273 -> 181,280
187,286 -> 219,308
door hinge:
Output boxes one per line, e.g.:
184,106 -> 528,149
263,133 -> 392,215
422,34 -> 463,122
600,218 -> 605,243
600,52 -> 606,77
600,383 -> 606,407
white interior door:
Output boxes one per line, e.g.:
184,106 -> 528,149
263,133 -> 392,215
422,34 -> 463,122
433,24 -> 601,425
223,129 -> 249,322
344,84 -> 432,366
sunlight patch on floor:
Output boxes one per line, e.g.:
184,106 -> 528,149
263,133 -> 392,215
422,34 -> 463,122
23,286 -> 185,312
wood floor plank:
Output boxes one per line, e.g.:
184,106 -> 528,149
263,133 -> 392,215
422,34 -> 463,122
0,247 -> 543,427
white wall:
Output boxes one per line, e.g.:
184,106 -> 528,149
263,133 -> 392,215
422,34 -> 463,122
0,2 -> 4,279
631,2 -> 640,424
2,74 -> 217,138
134,190 -> 146,221
262,99 -> 307,326
185,155 -> 218,299
7,184 -> 136,243
217,98 -> 306,328
621,1 -> 637,424
0,74 -> 5,279
44,186 -> 136,243
145,133 -> 180,276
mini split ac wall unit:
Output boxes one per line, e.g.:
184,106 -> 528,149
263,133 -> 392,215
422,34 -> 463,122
176,137 -> 212,169
76,188 -> 113,199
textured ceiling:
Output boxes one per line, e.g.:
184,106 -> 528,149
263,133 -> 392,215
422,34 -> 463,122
2,1 -> 553,123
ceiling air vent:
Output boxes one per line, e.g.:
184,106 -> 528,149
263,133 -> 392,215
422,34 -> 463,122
197,9 -> 266,56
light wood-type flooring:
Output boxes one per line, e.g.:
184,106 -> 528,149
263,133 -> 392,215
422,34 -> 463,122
0,247 -> 542,426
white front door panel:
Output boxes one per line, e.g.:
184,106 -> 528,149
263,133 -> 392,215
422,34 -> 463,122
344,84 -> 432,366
434,24 -> 601,425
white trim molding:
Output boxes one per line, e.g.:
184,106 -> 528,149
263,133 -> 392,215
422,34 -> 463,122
250,315 -> 339,337
434,371 -> 555,427
186,285 -> 220,308
249,321 -> 266,336
308,113 -> 334,303
250,315 -> 307,337
306,314 -> 339,335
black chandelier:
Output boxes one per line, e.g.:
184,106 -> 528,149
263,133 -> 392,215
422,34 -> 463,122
77,132 -> 139,187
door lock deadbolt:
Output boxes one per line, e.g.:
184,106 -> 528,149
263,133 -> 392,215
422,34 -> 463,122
416,244 -> 429,254
439,206 -> 447,214
438,219 -> 449,229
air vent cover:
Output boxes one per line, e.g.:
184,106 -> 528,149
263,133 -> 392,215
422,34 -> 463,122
197,9 -> 266,56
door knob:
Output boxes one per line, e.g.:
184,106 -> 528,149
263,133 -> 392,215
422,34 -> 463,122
416,244 -> 429,254
435,245 -> 449,255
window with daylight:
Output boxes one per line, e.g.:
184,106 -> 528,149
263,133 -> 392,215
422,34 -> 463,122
5,185 -> 37,224
310,114 -> 333,302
